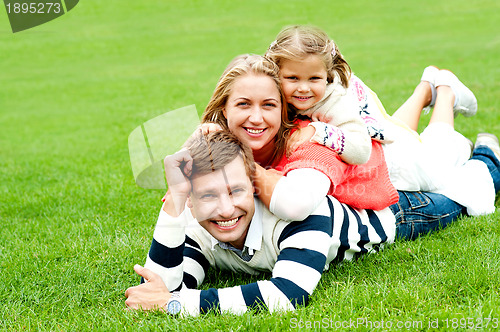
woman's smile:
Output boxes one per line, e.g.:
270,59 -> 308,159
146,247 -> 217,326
223,73 -> 282,162
245,127 -> 266,135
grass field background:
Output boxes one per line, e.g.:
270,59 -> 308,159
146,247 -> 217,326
1,0 -> 500,330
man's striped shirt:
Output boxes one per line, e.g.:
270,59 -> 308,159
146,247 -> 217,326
144,196 -> 395,316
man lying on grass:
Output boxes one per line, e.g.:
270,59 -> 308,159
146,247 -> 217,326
125,130 -> 397,316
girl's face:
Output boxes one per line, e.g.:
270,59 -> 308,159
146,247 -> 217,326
279,54 -> 328,111
223,73 -> 282,159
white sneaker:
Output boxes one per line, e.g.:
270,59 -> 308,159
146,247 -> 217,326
475,133 -> 500,161
421,66 -> 439,112
435,70 -> 477,118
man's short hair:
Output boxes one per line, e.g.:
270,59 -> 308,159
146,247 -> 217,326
185,130 -> 256,182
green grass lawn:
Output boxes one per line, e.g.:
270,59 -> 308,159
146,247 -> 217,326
1,0 -> 500,330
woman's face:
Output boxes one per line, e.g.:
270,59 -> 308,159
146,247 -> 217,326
223,73 -> 282,158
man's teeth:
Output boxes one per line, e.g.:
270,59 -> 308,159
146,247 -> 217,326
247,128 -> 264,134
216,217 -> 239,227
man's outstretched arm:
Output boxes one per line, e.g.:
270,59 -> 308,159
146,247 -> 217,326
126,204 -> 333,316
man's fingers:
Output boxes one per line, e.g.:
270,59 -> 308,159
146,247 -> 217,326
124,295 -> 142,311
133,264 -> 156,282
125,265 -> 171,312
183,159 -> 193,177
124,286 -> 133,299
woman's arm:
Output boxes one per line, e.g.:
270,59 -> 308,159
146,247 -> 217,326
270,168 -> 330,221
254,163 -> 331,221
253,163 -> 283,208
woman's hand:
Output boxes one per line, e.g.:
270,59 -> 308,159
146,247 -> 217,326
253,163 -> 284,208
287,125 -> 316,152
200,122 -> 223,135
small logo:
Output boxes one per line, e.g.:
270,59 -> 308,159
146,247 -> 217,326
128,105 -> 201,189
3,0 -> 79,33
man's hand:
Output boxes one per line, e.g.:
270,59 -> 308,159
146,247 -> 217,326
125,265 -> 172,311
163,149 -> 193,216
161,125 -> 221,204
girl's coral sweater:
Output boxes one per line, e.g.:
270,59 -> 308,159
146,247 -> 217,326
273,121 -> 398,210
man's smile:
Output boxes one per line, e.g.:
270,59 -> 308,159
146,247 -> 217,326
211,216 -> 242,228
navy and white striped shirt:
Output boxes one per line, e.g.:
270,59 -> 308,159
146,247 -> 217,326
144,196 -> 395,316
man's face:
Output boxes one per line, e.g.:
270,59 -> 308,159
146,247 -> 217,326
188,156 -> 255,250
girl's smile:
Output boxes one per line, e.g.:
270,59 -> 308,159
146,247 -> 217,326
279,54 -> 328,111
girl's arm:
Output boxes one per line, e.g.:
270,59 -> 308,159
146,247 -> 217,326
302,83 -> 372,165
309,116 -> 371,166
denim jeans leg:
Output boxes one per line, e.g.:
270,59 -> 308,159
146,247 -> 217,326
390,191 -> 467,241
471,146 -> 500,194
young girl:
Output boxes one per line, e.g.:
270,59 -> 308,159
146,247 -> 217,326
265,25 -> 372,165
266,25 -> 495,216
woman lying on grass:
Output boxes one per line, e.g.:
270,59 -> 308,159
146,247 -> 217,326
200,54 -> 500,234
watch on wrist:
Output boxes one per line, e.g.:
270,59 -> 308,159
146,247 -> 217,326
166,291 -> 181,315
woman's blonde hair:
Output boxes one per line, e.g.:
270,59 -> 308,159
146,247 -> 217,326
201,54 -> 295,165
265,25 -> 351,88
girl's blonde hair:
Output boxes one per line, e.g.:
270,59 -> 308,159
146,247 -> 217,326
201,54 -> 295,165
265,25 -> 351,88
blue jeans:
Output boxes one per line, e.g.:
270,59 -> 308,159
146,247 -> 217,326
471,146 -> 500,193
391,146 -> 500,241
390,191 -> 467,240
